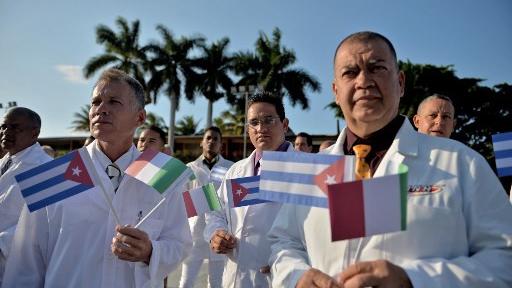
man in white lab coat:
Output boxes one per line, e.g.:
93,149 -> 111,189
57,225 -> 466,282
0,107 -> 52,285
204,92 -> 293,287
268,31 -> 512,288
2,69 -> 192,288
179,126 -> 234,288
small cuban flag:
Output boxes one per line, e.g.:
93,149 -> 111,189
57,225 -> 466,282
15,147 -> 96,212
228,175 -> 269,207
492,131 -> 512,177
259,151 -> 355,208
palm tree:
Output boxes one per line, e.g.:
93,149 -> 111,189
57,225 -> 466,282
213,109 -> 245,136
70,104 -> 91,132
144,112 -> 168,131
189,37 -> 234,128
83,17 -> 150,102
176,115 -> 200,136
144,24 -> 204,151
233,27 -> 321,110
325,102 -> 343,134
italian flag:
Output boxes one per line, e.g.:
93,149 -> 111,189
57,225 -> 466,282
182,183 -> 222,218
327,164 -> 408,241
125,149 -> 192,195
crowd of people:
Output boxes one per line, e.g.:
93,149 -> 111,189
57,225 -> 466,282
0,31 -> 511,288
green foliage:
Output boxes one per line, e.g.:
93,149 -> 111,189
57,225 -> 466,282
70,104 -> 91,132
233,27 -> 320,110
83,17 -> 150,103
176,115 -> 200,136
213,108 -> 245,136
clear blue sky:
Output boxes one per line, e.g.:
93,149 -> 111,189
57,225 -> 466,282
1,0 -> 511,138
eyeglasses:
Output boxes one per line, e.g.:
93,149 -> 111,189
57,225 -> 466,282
246,116 -> 281,129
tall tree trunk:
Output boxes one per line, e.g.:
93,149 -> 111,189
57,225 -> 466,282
206,99 -> 213,129
168,92 -> 177,152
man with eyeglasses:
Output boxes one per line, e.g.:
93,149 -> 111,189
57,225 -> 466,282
204,92 -> 293,287
0,107 -> 52,285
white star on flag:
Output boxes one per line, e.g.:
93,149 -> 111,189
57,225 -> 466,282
236,189 -> 243,196
325,174 -> 336,185
72,166 -> 82,176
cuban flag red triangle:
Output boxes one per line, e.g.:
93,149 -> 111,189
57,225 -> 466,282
231,181 -> 248,207
314,157 -> 348,195
64,151 -> 94,186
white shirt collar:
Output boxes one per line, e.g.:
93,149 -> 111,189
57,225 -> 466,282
2,142 -> 39,164
91,141 -> 137,174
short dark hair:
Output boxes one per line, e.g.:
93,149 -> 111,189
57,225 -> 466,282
204,126 -> 222,139
296,132 -> 312,147
94,68 -> 145,109
247,90 -> 286,121
333,31 -> 398,69
7,107 -> 41,130
143,125 -> 167,144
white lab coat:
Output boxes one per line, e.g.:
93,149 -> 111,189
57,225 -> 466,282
268,120 -> 512,288
180,155 -> 234,287
2,142 -> 192,288
0,143 -> 52,285
204,143 -> 294,288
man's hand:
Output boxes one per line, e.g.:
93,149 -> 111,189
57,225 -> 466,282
338,260 -> 412,288
209,229 -> 236,254
111,225 -> 153,265
296,268 -> 341,288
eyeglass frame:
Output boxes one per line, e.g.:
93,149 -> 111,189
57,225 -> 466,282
245,116 -> 282,130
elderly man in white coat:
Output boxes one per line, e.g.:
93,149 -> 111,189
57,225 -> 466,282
0,107 -> 52,285
2,69 -> 192,288
179,126 -> 234,288
204,92 -> 293,287
268,31 -> 512,288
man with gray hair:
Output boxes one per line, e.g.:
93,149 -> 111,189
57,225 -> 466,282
0,107 -> 52,286
3,69 -> 191,287
413,94 -> 456,138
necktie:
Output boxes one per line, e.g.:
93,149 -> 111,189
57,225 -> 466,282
1,157 -> 12,176
105,164 -> 121,191
353,144 -> 371,180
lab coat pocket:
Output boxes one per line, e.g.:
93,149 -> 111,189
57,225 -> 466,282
138,219 -> 164,240
386,202 -> 464,260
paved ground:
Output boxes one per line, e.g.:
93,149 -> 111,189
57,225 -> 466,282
166,262 -> 209,288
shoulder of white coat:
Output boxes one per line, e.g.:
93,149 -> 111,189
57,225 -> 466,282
225,155 -> 253,178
